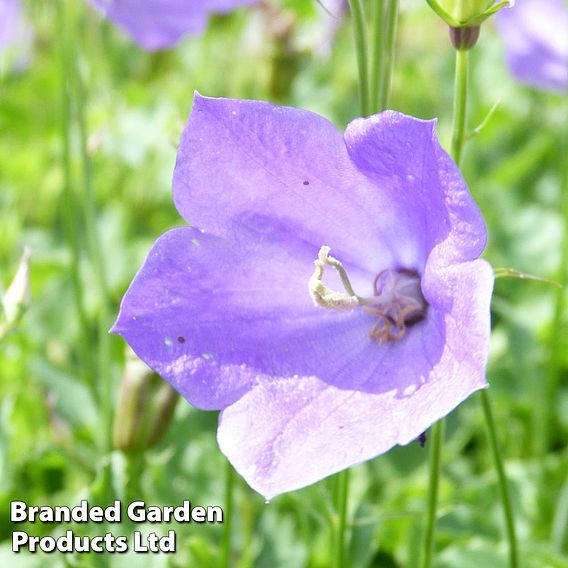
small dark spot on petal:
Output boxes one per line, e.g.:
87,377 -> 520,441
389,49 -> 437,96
177,336 -> 186,344
303,180 -> 310,186
418,431 -> 427,447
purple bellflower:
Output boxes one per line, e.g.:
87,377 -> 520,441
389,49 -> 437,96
112,94 -> 494,499
496,0 -> 568,93
0,0 -> 33,70
89,0 -> 257,51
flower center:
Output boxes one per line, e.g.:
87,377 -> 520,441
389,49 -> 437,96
364,268 -> 427,344
308,246 -> 428,344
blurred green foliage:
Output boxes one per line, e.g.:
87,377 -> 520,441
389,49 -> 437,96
0,0 -> 567,567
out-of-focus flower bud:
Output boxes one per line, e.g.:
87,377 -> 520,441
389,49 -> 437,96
0,0 -> 34,74
261,2 -> 300,103
0,247 -> 31,341
442,0 -> 494,23
426,0 -> 514,28
449,25 -> 481,50
113,347 -> 179,453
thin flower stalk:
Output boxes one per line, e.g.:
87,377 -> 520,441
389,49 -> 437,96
548,103 -> 568,553
58,0 -> 96,395
221,461 -> 235,568
552,456 -> 568,551
480,390 -> 519,568
347,0 -> 370,115
420,44 -> 471,568
63,0 -> 114,456
450,47 -> 468,165
543,101 -> 568,456
370,0 -> 385,113
332,470 -> 350,568
421,42 -> 518,568
378,0 -> 398,111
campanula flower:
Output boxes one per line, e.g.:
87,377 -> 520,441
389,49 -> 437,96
496,0 -> 568,92
425,0 -> 510,27
0,0 -> 32,72
113,94 -> 493,499
89,0 -> 258,51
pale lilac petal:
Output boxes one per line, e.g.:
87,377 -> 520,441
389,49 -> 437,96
173,95 -> 481,278
496,0 -> 568,92
0,0 -> 19,52
202,0 -> 257,10
112,227 -> 378,410
89,0 -> 257,51
173,94 -> 404,274
344,112 -> 487,265
0,0 -> 33,70
218,261 -> 493,499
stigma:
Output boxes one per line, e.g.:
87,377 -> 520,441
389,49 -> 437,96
364,268 -> 427,344
308,246 -> 428,344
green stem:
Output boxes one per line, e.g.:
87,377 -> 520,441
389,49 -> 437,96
549,102 -> 568,552
377,0 -> 399,111
542,101 -> 568,456
419,419 -> 444,568
450,48 -> 469,164
220,461 -> 235,568
420,46 -> 470,568
348,0 -> 370,116
479,390 -> 519,568
369,0 -> 385,113
333,470 -> 350,568
454,40 -> 519,565
125,452 -> 145,503
65,0 -> 114,455
438,43 -> 518,568
552,459 -> 568,552
58,0 -> 96,394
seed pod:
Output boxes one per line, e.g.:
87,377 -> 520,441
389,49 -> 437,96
113,347 -> 179,453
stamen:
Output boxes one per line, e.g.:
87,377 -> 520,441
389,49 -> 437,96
308,246 -> 361,310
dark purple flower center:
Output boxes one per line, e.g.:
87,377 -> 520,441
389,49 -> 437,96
364,268 -> 428,344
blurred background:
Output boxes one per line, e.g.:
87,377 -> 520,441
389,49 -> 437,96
1,0 -> 567,566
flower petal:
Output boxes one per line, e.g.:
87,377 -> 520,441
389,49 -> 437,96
173,94 -> 421,273
89,0 -> 256,51
344,111 -> 488,266
0,0 -> 33,69
217,260 -> 493,499
112,227 -> 380,410
496,0 -> 568,93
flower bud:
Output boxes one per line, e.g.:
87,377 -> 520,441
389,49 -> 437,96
426,0 -> 513,27
113,347 -> 179,453
449,25 -> 481,50
0,247 -> 31,341
444,0 -> 494,23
